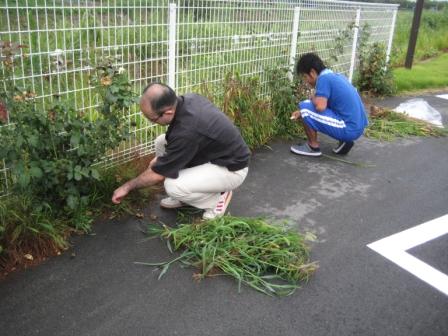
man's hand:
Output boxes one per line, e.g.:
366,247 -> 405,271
112,184 -> 130,204
111,168 -> 165,205
290,110 -> 301,120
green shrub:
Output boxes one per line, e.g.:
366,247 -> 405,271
0,42 -> 139,266
266,67 -> 307,139
0,49 -> 136,212
355,42 -> 395,96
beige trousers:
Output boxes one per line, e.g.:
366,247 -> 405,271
154,134 -> 248,210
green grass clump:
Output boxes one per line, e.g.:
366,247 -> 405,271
365,108 -> 448,141
139,216 -> 318,296
0,160 -> 152,274
393,53 -> 448,93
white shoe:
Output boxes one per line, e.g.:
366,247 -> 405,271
160,197 -> 183,209
202,191 -> 233,220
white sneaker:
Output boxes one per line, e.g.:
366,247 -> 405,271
160,197 -> 183,209
202,191 -> 233,220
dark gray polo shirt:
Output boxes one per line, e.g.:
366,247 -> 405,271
151,94 -> 251,179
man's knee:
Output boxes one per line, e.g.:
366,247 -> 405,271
164,178 -> 188,199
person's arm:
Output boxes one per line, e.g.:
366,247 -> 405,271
148,156 -> 157,168
112,168 -> 165,204
290,110 -> 301,120
311,95 -> 328,112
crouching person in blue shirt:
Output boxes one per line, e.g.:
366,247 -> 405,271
290,53 -> 368,156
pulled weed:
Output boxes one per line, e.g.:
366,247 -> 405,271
365,106 -> 448,141
138,216 -> 317,296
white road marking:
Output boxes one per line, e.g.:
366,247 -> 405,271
367,214 -> 448,296
436,94 -> 448,100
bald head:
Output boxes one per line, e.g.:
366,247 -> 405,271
141,83 -> 177,116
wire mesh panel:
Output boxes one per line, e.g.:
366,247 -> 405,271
0,0 -> 398,195
175,0 -> 295,94
0,0 -> 170,170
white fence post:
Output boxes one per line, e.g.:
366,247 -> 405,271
168,3 -> 177,89
386,9 -> 398,68
288,7 -> 301,81
348,8 -> 361,83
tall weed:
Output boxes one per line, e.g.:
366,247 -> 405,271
222,73 -> 275,148
266,67 -> 307,139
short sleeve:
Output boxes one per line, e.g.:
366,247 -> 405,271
315,75 -> 331,99
151,134 -> 199,178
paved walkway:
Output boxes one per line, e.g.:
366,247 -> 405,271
1,92 -> 448,336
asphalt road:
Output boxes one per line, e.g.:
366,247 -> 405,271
1,92 -> 447,336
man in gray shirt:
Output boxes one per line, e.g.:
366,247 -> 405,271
112,83 -> 250,220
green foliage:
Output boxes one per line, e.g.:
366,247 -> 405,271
139,216 -> 317,296
356,40 -> 395,97
222,73 -> 275,148
0,194 -> 69,258
0,42 -> 139,263
0,55 -> 136,212
329,22 -> 355,64
266,67 -> 306,139
392,8 -> 448,67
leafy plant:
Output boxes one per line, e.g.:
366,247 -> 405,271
0,51 -> 137,212
355,26 -> 395,96
266,67 -> 307,139
138,216 -> 317,296
222,73 -> 275,148
0,42 -> 139,268
329,22 -> 355,64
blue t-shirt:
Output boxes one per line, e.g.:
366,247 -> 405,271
315,69 -> 368,131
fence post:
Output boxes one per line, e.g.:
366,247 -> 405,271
168,3 -> 177,89
288,7 -> 301,81
386,9 -> 398,68
348,8 -> 361,83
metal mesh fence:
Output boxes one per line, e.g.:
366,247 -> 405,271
0,0 -> 398,195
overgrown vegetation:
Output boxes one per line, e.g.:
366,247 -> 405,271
354,25 -> 395,97
0,42 -> 147,273
366,106 -> 448,141
392,8 -> 448,67
222,73 -> 275,148
138,216 -> 317,296
266,67 -> 307,140
200,68 -> 308,148
356,42 -> 395,96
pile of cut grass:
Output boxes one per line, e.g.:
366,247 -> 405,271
365,107 -> 448,141
138,216 -> 317,296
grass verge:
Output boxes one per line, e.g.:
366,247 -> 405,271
393,53 -> 448,93
137,216 -> 318,296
